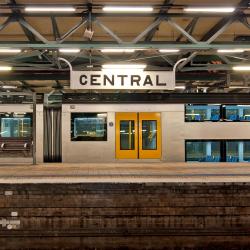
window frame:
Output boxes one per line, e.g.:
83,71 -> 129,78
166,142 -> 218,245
185,104 -> 250,122
71,112 -> 108,141
185,104 -> 221,122
0,112 -> 33,138
185,139 -> 223,162
185,139 -> 250,162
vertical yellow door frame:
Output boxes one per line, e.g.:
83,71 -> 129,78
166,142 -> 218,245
139,112 -> 161,159
115,113 -> 138,159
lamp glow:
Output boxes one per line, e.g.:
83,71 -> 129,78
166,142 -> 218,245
101,49 -> 136,53
102,64 -> 147,69
0,49 -> 21,53
218,49 -> 244,53
0,66 -> 12,71
159,49 -> 180,53
233,66 -> 250,71
25,7 -> 76,12
59,48 -> 80,53
175,86 -> 186,89
103,6 -> 153,12
184,7 -> 235,13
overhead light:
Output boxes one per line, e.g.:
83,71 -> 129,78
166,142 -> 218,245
101,49 -> 136,53
102,64 -> 147,69
184,7 -> 235,13
159,49 -> 180,53
175,86 -> 186,89
217,49 -> 244,53
0,49 -> 21,53
229,86 -> 250,89
0,66 -> 12,71
25,6 -> 76,12
103,6 -> 153,12
59,48 -> 80,53
233,66 -> 250,71
2,85 -> 17,89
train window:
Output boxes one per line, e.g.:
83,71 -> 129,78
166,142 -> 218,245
71,113 -> 107,141
120,120 -> 135,150
0,113 -> 32,138
226,141 -> 250,162
223,105 -> 250,121
142,120 -> 157,150
185,140 -> 221,162
185,104 -> 221,122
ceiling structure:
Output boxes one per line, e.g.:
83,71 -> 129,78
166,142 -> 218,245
0,0 -> 249,93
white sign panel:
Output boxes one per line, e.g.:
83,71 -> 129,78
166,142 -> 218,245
70,70 -> 175,90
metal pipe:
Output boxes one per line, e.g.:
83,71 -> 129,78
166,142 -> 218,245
32,92 -> 36,165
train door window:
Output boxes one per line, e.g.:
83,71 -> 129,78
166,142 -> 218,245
116,113 -> 161,159
120,120 -> 135,150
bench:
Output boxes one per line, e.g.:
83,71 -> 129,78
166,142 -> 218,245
0,138 -> 32,152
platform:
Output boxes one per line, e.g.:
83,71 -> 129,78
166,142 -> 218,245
0,162 -> 250,183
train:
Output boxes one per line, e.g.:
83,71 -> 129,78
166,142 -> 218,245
1,97 -> 250,164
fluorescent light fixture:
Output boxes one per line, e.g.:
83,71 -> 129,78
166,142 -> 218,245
101,49 -> 135,53
184,7 -> 235,13
0,66 -> 12,71
59,48 -> 80,53
103,6 -> 153,12
0,49 -> 21,53
217,49 -> 244,53
233,66 -> 250,71
2,85 -> 17,89
102,64 -> 147,69
159,49 -> 180,53
229,86 -> 250,89
175,86 -> 186,89
25,6 -> 76,12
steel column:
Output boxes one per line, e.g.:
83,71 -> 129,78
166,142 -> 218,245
32,92 -> 36,165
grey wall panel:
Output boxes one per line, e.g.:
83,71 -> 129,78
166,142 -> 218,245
61,104 -> 250,163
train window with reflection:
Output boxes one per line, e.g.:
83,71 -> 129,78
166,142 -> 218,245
185,140 -> 221,162
223,105 -> 250,121
0,113 -> 32,138
226,141 -> 250,162
185,104 -> 221,122
71,113 -> 107,141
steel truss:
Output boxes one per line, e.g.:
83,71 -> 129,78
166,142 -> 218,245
0,0 -> 249,92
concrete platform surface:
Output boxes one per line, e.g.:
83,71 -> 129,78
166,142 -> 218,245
0,162 -> 250,183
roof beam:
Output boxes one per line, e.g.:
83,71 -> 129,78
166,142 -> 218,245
0,16 -> 13,32
144,0 -> 174,42
133,18 -> 164,43
95,19 -> 123,44
176,17 -> 198,42
166,18 -> 198,44
0,42 -> 250,50
18,19 -> 50,44
51,17 -> 61,41
7,0 -> 36,42
59,18 -> 87,43
201,0 -> 249,42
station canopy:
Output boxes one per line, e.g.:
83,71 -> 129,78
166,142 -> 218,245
0,0 -> 249,94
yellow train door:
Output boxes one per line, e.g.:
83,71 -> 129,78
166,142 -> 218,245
115,113 -> 138,159
116,112 -> 161,159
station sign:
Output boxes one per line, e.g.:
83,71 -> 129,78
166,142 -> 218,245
70,70 -> 175,90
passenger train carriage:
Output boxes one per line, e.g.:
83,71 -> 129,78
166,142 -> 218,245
1,96 -> 250,164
